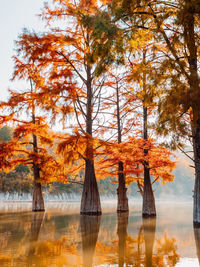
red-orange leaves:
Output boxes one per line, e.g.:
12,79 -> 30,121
57,132 -> 101,163
95,138 -> 176,187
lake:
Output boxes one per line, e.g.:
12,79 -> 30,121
0,201 -> 199,266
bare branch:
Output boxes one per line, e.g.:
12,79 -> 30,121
73,101 -> 86,134
178,146 -> 194,162
55,50 -> 87,84
76,94 -> 86,117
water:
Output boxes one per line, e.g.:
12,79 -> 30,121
0,201 -> 199,266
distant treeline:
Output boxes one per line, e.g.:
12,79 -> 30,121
0,156 -> 193,198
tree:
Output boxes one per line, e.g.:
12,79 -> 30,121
0,66 -> 64,211
128,46 -> 158,216
108,73 -> 129,213
95,69 -> 135,212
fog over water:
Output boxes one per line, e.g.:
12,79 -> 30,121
0,191 -> 193,203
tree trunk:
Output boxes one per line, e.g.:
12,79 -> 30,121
116,81 -> 129,212
117,212 -> 129,267
142,105 -> 156,217
81,159 -> 101,214
142,166 -> 156,217
142,52 -> 156,217
31,80 -> 45,212
193,120 -> 200,225
32,134 -> 45,212
32,180 -> 45,212
80,215 -> 101,267
80,62 -> 101,215
117,162 -> 129,212
143,217 -> 156,267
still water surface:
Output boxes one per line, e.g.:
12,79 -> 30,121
0,201 -> 199,267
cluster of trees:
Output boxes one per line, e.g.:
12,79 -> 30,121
0,0 -> 199,223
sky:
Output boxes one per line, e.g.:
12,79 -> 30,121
0,0 -> 47,101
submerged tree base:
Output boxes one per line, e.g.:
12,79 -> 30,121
80,187 -> 102,215
117,209 -> 129,213
117,169 -> 129,213
142,213 -> 156,218
80,159 -> 102,215
142,167 -> 156,217
80,211 -> 102,215
32,182 -> 45,212
32,209 -> 45,212
194,221 -> 200,228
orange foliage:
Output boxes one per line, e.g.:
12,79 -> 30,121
95,137 -> 176,187
56,131 -> 107,182
0,61 -> 70,184
0,116 -> 66,183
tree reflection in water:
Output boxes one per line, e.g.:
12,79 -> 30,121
27,212 -> 45,266
30,212 -> 45,242
117,212 -> 129,267
143,217 -> 156,267
132,217 -> 179,267
80,215 -> 101,267
0,210 -> 181,266
95,214 -> 179,267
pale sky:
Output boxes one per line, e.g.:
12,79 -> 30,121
0,0 -> 48,101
